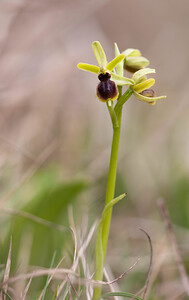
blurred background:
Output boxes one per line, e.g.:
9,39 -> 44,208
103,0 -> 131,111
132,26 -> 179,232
0,0 -> 189,299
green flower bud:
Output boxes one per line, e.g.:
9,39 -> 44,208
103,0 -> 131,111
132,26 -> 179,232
124,56 -> 150,73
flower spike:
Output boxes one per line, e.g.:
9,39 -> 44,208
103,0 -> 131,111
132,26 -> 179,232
77,41 -> 133,102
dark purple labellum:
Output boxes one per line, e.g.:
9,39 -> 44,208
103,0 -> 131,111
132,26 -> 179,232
96,79 -> 118,102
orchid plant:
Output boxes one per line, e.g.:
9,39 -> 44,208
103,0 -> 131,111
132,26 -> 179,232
77,41 -> 166,299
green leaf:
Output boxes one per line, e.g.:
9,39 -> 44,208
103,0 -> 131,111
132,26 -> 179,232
77,63 -> 99,74
132,68 -> 155,83
93,193 -> 127,299
111,73 -> 134,86
122,48 -> 141,57
92,41 -> 107,67
133,78 -> 155,93
101,292 -> 143,300
114,43 -> 123,76
102,193 -> 126,221
106,54 -> 125,72
133,90 -> 167,103
2,172 -> 88,296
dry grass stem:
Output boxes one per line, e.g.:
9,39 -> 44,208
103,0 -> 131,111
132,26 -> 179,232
103,267 -> 121,300
139,229 -> 153,300
1,268 -> 76,285
21,277 -> 33,300
158,198 -> 189,296
96,258 -> 140,286
38,257 -> 65,300
1,237 -> 12,300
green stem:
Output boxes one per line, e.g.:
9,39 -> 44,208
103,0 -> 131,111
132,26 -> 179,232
92,88 -> 132,300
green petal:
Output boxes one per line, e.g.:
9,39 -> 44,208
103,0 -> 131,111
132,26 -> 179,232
132,68 -> 156,83
122,48 -> 141,57
133,90 -> 167,103
106,54 -> 125,72
92,41 -> 107,67
114,43 -> 123,76
133,78 -> 155,93
111,73 -> 134,86
77,63 -> 100,74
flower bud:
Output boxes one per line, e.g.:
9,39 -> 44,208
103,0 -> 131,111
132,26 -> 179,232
124,56 -> 149,73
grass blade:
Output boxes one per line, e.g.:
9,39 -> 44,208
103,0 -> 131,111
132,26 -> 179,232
101,292 -> 143,299
40,251 -> 57,300
2,237 -> 12,300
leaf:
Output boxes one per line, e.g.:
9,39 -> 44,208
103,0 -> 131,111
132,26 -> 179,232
102,193 -> 126,222
106,54 -> 125,72
77,63 -> 99,74
92,41 -> 107,67
2,171 -> 88,296
101,292 -> 143,299
93,193 -> 127,300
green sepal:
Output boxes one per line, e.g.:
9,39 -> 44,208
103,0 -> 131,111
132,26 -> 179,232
77,63 -> 100,74
106,54 -> 125,72
133,90 -> 167,103
132,68 -> 156,83
92,41 -> 107,67
114,43 -> 123,76
111,73 -> 134,86
122,48 -> 141,57
133,78 -> 155,93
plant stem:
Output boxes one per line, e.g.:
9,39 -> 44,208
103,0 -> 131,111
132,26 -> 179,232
92,88 -> 132,300
101,112 -> 122,256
